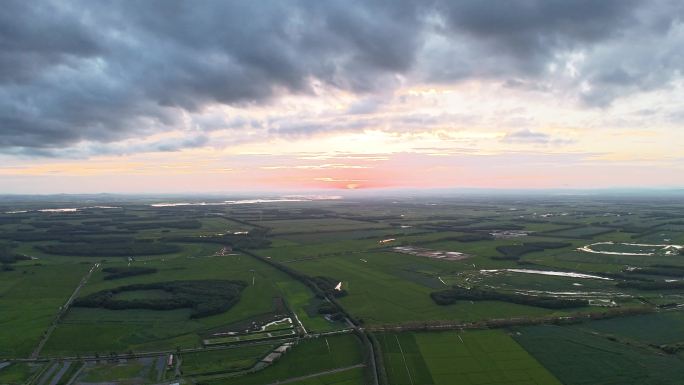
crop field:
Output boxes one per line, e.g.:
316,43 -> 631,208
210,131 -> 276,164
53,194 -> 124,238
0,362 -> 41,385
181,344 -> 276,375
636,229 -> 684,244
379,330 -> 560,385
568,311 -> 684,345
284,251 -> 554,325
76,358 -> 159,384
204,334 -> 365,385
2,196 -> 684,384
411,235 -> 582,262
283,367 -> 365,385
551,245 -> 684,269
514,324 -> 684,384
256,218 -> 391,235
0,263 -> 90,357
443,268 -> 626,307
280,227 -> 426,244
541,226 -> 614,239
254,237 -> 385,263
41,254 -> 331,355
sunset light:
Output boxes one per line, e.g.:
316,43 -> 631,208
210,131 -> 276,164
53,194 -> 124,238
1,1 -> 683,193
3,3 -> 684,385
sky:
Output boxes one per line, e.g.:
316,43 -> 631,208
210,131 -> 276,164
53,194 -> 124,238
1,0 -> 684,194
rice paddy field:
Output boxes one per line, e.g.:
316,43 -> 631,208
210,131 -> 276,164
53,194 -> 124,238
2,194 -> 684,384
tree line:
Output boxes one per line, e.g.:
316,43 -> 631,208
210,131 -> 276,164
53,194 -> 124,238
431,286 -> 589,309
102,266 -> 158,280
74,279 -> 247,318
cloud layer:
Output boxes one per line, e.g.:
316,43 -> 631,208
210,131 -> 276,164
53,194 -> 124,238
1,0 -> 683,155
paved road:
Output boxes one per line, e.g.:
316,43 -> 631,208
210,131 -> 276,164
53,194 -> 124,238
30,263 -> 99,359
13,328 -> 356,364
36,362 -> 58,385
48,361 -> 71,385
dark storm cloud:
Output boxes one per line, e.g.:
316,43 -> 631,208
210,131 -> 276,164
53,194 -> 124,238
0,1 -> 101,83
0,0 -> 681,153
436,0 -> 636,67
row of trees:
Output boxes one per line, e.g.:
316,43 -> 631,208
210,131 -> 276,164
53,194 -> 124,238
164,228 -> 271,249
115,219 -> 202,230
617,280 -> 684,290
102,266 -> 158,280
494,241 -> 571,260
624,265 -> 684,278
74,279 -> 247,318
431,286 -> 588,309
37,241 -> 181,257
0,243 -> 30,264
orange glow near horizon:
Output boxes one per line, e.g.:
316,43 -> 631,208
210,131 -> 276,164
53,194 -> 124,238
2,79 -> 684,193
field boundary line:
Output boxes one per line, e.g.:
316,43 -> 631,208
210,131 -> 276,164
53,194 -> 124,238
261,363 -> 365,385
30,263 -> 99,359
395,335 -> 414,385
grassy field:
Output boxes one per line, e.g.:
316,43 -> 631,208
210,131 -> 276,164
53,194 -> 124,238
42,252 -> 330,355
0,262 -> 90,358
541,226 -> 613,239
0,362 -> 40,385
254,218 -> 389,235
569,311 -> 684,345
206,334 -> 365,385
80,361 -> 149,382
284,251 -> 556,325
283,367 -> 365,385
3,197 -> 684,384
379,330 -> 561,385
254,238 -> 385,263
514,324 -> 684,384
279,227 -> 425,244
181,345 -> 276,375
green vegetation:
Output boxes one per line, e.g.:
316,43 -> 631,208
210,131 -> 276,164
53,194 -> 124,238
41,250 -> 330,356
81,361 -> 147,382
3,196 -> 684,384
625,266 -> 684,277
182,345 -> 275,375
0,363 -> 37,385
312,276 -> 348,297
378,330 -> 561,385
495,241 -> 571,260
450,233 -> 494,242
103,266 -> 158,279
165,227 -> 272,249
616,280 -> 684,290
514,324 -> 684,384
541,226 -> 613,239
37,241 -> 181,257
0,263 -> 90,358
431,286 -> 589,309
74,280 -> 247,318
282,367 -> 365,385
116,219 -> 203,230
0,243 -> 30,264
205,334 -> 364,384
569,311 -> 684,346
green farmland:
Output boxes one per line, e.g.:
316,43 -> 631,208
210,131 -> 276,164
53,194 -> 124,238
1,195 -> 684,384
378,330 -> 560,385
